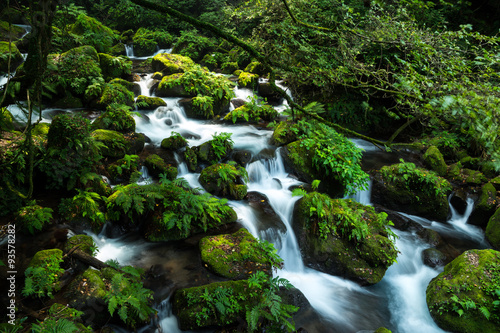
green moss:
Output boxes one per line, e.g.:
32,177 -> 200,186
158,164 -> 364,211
200,228 -> 274,279
92,103 -> 136,133
151,53 -> 195,75
173,280 -> 248,330
238,71 -> 259,89
221,61 -> 239,74
109,43 -> 126,56
0,108 -> 14,131
99,53 -> 132,81
223,104 -> 278,123
486,208 -> 500,250
294,193 -> 397,285
271,121 -> 298,146
91,129 -> 129,158
426,249 -> 500,333
199,163 -> 248,200
244,61 -> 266,75
144,154 -> 177,179
377,162 -> 451,221
136,95 -> 167,110
463,168 -> 487,185
156,73 -> 190,97
0,21 -> 25,40
69,14 -> 117,53
161,132 -> 188,150
29,249 -> 63,268
0,41 -> 23,72
64,235 -> 96,256
423,145 -> 447,176
32,122 -> 50,137
374,328 -> 392,333
184,146 -> 198,172
98,82 -> 135,108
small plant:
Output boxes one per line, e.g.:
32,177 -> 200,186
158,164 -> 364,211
23,250 -> 64,298
15,201 -> 53,235
104,266 -> 155,328
192,95 -> 215,118
210,132 -> 234,163
31,318 -> 79,333
60,190 -> 106,231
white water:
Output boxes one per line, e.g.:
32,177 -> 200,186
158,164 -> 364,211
21,48 -> 487,332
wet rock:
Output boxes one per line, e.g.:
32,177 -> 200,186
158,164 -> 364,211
199,163 -> 247,200
468,182 -> 497,227
421,248 -> 447,268
246,191 -> 286,233
449,190 -> 468,215
486,207 -> 500,250
232,149 -> 253,166
258,81 -> 284,105
230,98 -> 246,109
417,228 -> 442,247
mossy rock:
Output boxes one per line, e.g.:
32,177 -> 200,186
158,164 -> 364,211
91,129 -> 130,158
426,249 -> 500,333
486,208 -> 500,250
109,42 -> 126,56
109,78 -> 140,96
92,104 -> 136,133
144,154 -> 177,180
32,122 -> 50,137
152,72 -> 163,80
53,94 -> 84,109
161,132 -> 188,150
0,108 -> 15,131
372,163 -> 451,222
64,234 -> 96,256
468,182 -> 497,227
238,71 -> 259,89
69,14 -> 116,53
0,41 -> 23,72
106,155 -> 140,184
200,53 -> 217,71
258,81 -> 284,104
172,280 -> 248,330
463,168 -> 487,185
97,82 -> 135,109
99,53 -> 131,81
0,20 -> 25,41
199,163 -> 247,200
44,303 -> 93,332
136,95 -> 167,110
221,61 -> 239,74
29,248 -> 63,268
223,104 -> 278,123
200,228 -> 274,279
294,193 -> 398,286
78,172 -> 112,197
423,145 -> 447,177
155,73 -> 191,97
184,146 -> 198,172
422,248 -> 447,268
244,61 -> 267,76
197,139 -> 233,165
283,140 -> 345,198
271,121 -> 298,146
151,53 -> 195,75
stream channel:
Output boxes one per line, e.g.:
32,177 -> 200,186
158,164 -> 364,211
6,45 -> 491,333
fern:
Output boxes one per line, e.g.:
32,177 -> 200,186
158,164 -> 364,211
31,318 -> 79,333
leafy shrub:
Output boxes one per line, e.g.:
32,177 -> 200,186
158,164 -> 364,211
92,103 -> 136,132
15,201 -> 53,234
69,13 -> 118,53
172,30 -> 216,62
59,190 -> 106,232
211,132 -> 234,163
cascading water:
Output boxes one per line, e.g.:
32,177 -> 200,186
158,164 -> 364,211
23,51 -> 490,332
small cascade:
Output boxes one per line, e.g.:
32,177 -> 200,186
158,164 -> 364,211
125,44 -> 134,57
136,166 -> 152,185
448,196 -> 486,244
136,73 -> 154,97
153,298 -> 182,333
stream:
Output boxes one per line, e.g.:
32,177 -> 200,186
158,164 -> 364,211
6,44 -> 491,332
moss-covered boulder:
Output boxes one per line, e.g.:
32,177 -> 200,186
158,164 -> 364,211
468,182 -> 498,227
144,154 -> 177,180
426,249 -> 500,333
91,129 -> 130,158
486,208 -> 500,250
69,13 -> 117,53
0,20 -> 25,41
106,154 -> 140,184
221,61 -> 239,74
99,53 -> 131,81
258,81 -> 284,104
109,78 -> 140,97
223,104 -> 278,123
151,53 -> 195,75
155,73 -> 191,97
136,95 -> 167,110
25,249 -> 64,297
161,131 -> 188,150
423,145 -> 447,177
92,103 -> 136,133
294,193 -> 398,285
0,41 -> 24,72
238,71 -> 259,89
64,234 -> 96,256
271,121 -> 298,146
200,228 -> 276,279
109,42 -> 126,56
283,140 -> 345,198
37,303 -> 93,332
199,163 -> 248,200
96,82 -> 135,109
197,136 -> 233,165
172,280 -> 248,330
0,108 -> 15,131
244,61 -> 267,76
372,162 -> 452,222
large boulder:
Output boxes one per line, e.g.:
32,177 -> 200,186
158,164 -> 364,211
423,145 -> 447,177
223,104 -> 278,123
486,208 -> 500,250
151,53 -> 195,75
468,182 -> 498,227
294,193 -> 398,285
0,41 -> 23,72
426,249 -> 500,333
200,228 -> 277,279
135,95 -> 167,110
199,163 -> 248,200
98,53 -> 131,81
372,161 -> 452,222
91,129 -> 130,158
92,103 -> 136,133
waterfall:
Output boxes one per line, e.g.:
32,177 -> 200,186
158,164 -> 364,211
125,44 -> 134,57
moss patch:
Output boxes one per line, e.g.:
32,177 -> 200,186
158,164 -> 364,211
426,249 -> 500,333
144,154 -> 177,180
91,129 -> 129,158
151,53 -> 195,75
136,95 -> 167,110
64,235 -> 96,256
199,163 -> 248,200
486,208 -> 500,250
